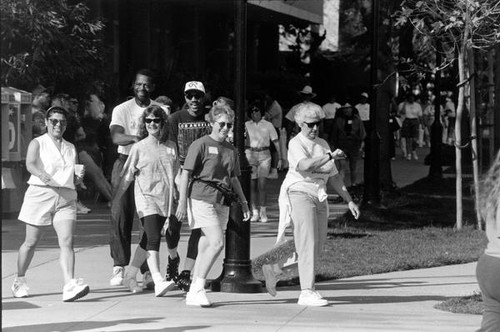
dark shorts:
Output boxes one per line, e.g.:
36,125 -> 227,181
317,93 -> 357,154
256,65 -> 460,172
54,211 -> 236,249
401,118 -> 419,139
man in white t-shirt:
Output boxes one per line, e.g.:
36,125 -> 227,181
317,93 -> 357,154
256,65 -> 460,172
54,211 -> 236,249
322,93 -> 341,142
109,69 -> 160,288
355,92 -> 370,133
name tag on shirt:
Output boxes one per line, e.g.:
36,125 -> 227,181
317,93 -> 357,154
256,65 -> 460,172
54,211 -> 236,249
209,146 -> 219,155
347,120 -> 353,124
166,147 -> 175,155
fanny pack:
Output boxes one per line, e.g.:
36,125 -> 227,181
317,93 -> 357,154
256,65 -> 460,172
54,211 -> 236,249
189,178 -> 239,206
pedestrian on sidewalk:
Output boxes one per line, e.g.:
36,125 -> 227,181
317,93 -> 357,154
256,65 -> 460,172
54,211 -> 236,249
245,99 -> 283,222
476,150 -> 500,332
12,106 -> 90,302
261,102 -> 360,307
175,104 -> 251,307
111,105 -> 179,297
108,69 -> 159,289
164,81 -> 212,292
398,93 -> 423,160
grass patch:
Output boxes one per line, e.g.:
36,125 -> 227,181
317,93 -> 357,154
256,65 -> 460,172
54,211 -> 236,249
252,177 -> 486,286
435,292 -> 484,315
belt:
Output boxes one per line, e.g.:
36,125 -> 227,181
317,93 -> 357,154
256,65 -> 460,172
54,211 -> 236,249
246,146 -> 270,152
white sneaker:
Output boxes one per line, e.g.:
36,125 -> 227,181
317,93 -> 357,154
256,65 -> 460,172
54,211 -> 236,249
262,264 -> 277,297
154,279 -> 176,297
110,266 -> 124,286
186,288 -> 212,307
406,154 -> 412,161
298,289 -> 328,307
259,207 -> 268,223
11,276 -> 29,298
250,209 -> 259,222
412,151 -> 419,160
143,271 -> 155,290
63,278 -> 90,302
76,201 -> 91,214
123,274 -> 143,293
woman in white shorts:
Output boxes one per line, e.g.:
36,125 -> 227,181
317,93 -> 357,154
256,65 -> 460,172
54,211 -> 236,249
12,106 -> 90,302
176,104 -> 251,307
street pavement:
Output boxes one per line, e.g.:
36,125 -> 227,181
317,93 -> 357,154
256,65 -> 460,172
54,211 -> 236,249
2,146 -> 483,331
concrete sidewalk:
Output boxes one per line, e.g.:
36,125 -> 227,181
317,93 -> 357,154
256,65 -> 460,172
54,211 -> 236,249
2,146 -> 483,331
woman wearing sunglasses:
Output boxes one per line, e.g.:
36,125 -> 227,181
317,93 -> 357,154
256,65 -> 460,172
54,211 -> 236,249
111,105 -> 179,297
12,106 -> 90,302
176,104 -> 251,307
261,102 -> 360,306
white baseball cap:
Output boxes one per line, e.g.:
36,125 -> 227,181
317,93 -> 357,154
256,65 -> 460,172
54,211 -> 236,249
184,81 -> 205,94
361,92 -> 369,98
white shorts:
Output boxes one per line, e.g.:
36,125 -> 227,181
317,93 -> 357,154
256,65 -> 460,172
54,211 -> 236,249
187,198 -> 229,230
245,150 -> 272,179
18,185 -> 77,226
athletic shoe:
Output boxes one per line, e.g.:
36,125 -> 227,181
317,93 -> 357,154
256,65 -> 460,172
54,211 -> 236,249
165,256 -> 180,282
412,151 -> 419,160
176,270 -> 191,292
123,274 -> 142,293
250,209 -> 259,222
110,266 -> 124,286
11,276 -> 29,298
186,288 -> 212,307
259,207 -> 268,223
297,289 -> 328,307
142,271 -> 155,290
76,201 -> 91,214
406,154 -> 412,161
262,264 -> 277,297
62,278 -> 90,302
154,279 -> 176,297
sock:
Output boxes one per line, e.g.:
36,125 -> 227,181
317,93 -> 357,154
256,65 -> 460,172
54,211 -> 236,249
126,266 -> 139,278
152,272 -> 163,284
192,277 -> 206,291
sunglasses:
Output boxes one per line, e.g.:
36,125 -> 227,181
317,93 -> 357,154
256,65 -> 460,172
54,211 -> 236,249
216,121 -> 233,129
145,118 -> 161,124
185,92 -> 204,100
304,121 -> 321,128
48,118 -> 67,127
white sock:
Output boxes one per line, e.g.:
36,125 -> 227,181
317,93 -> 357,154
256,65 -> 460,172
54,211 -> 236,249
152,272 -> 163,284
126,266 -> 139,278
192,277 -> 206,291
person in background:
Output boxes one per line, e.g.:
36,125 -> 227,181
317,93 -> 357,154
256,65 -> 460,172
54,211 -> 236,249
261,102 -> 360,306
155,95 -> 173,115
164,81 -> 212,292
175,104 -> 251,307
330,103 -> 366,188
11,106 -> 90,302
31,86 -> 51,138
108,69 -> 159,289
476,150 -> 500,332
355,92 -> 370,134
284,85 -> 317,140
264,92 -> 283,178
398,93 -> 423,160
112,105 -> 179,297
245,99 -> 283,222
322,93 -> 341,142
444,92 -> 456,145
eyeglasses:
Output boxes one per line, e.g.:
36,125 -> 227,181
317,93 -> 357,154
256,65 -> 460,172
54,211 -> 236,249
304,121 -> 321,128
135,83 -> 152,90
185,92 -> 204,100
145,118 -> 161,124
216,121 -> 233,129
48,118 -> 67,127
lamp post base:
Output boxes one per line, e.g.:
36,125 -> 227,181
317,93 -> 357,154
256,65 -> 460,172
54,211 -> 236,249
210,259 -> 263,293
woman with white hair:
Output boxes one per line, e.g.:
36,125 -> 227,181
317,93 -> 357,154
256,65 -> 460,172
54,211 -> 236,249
262,102 -> 360,306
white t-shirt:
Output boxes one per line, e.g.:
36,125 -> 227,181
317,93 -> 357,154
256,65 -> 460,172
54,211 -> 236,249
399,102 -> 423,119
265,100 -> 283,129
322,102 -> 341,119
355,102 -> 370,121
245,119 -> 278,148
109,99 -> 159,155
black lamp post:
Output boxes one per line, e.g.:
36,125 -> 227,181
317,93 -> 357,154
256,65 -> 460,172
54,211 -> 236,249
429,43 -> 443,179
210,0 -> 262,293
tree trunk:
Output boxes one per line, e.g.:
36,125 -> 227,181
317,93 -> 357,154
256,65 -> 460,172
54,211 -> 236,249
455,50 -> 465,230
467,49 -> 482,230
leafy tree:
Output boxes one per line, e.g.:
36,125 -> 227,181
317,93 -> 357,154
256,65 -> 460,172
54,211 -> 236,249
1,0 -> 106,95
395,0 -> 500,229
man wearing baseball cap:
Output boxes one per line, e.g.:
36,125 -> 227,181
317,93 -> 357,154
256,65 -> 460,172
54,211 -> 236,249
164,81 -> 211,292
284,85 -> 318,140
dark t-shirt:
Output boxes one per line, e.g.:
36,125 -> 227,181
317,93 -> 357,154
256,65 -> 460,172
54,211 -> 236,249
168,109 -> 211,165
183,135 -> 240,205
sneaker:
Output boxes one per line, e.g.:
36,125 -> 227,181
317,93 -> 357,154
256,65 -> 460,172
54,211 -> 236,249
186,287 -> 212,307
142,271 -> 155,290
259,207 -> 268,223
176,270 -> 191,292
154,279 -> 176,297
110,266 -> 124,286
11,276 -> 29,298
297,289 -> 328,307
62,278 -> 90,302
76,201 -> 91,214
123,274 -> 143,293
412,151 -> 419,160
250,209 -> 259,222
406,154 -> 412,161
165,255 -> 180,282
262,264 -> 277,297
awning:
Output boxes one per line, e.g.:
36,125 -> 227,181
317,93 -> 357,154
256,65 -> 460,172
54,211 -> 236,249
248,0 -> 323,25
